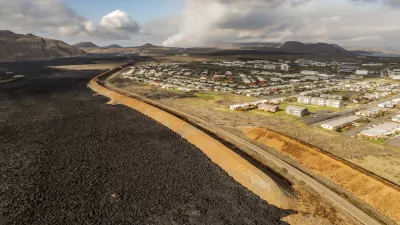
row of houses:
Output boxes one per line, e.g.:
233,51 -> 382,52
229,98 -> 286,111
297,96 -> 345,108
321,115 -> 361,130
355,108 -> 386,118
360,123 -> 400,139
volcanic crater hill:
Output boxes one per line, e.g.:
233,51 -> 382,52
0,30 -> 87,61
277,41 -> 353,55
73,42 -> 99,48
105,44 -> 122,48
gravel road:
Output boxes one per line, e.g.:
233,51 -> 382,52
0,60 -> 294,225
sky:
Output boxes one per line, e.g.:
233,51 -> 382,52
1,0 -> 400,49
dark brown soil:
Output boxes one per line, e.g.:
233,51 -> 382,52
0,61 -> 295,225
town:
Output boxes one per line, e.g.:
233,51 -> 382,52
117,58 -> 400,147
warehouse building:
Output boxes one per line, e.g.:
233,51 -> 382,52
286,105 -> 309,117
321,115 -> 361,130
360,122 -> 400,138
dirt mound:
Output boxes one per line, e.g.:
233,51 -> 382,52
243,127 -> 400,224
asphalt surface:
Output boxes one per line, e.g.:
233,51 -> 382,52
0,59 -> 294,225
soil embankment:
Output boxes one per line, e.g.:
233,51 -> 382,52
244,127 -> 400,224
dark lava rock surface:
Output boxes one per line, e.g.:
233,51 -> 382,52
0,60 -> 295,224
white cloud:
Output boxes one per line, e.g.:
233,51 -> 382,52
0,0 -> 140,45
161,0 -> 400,49
100,10 -> 139,32
0,0 -> 400,48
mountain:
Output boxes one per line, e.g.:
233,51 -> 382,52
105,44 -> 122,48
73,42 -> 99,48
0,30 -> 86,61
278,41 -> 353,55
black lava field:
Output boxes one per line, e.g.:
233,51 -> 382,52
0,58 -> 295,224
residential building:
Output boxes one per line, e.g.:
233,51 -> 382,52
360,122 -> 400,138
378,101 -> 395,108
298,96 -> 312,104
321,115 -> 361,130
311,97 -> 326,106
258,104 -> 279,113
286,105 -> 309,117
356,108 -> 384,118
392,115 -> 400,122
325,99 -> 345,108
356,70 -> 369,75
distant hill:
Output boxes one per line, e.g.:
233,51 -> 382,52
139,43 -> 156,48
73,42 -> 99,48
350,50 -> 373,55
207,41 -> 282,49
105,44 -> 122,48
0,30 -> 86,61
278,41 -> 353,55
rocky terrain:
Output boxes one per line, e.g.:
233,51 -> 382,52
0,60 -> 294,224
0,31 -> 86,61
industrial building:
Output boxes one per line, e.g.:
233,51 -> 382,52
321,115 -> 361,130
286,105 -> 309,117
360,123 -> 400,138
338,65 -> 360,74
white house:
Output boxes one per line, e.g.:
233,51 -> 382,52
355,70 -> 369,75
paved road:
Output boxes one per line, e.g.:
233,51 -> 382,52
105,73 -> 383,225
0,60 -> 294,225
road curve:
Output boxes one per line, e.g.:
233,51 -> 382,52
100,69 -> 383,225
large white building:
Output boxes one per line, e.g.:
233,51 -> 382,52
321,115 -> 361,130
360,123 -> 400,138
362,63 -> 383,67
300,70 -> 319,76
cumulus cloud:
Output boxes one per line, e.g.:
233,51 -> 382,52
0,0 -> 140,44
100,10 -> 139,32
